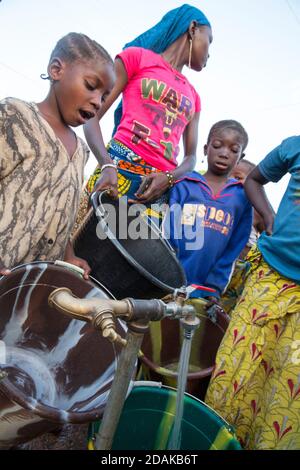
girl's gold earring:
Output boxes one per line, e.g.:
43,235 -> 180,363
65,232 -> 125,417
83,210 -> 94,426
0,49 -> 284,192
188,38 -> 193,69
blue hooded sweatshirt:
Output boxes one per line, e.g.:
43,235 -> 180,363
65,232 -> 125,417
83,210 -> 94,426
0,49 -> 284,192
165,171 -> 253,298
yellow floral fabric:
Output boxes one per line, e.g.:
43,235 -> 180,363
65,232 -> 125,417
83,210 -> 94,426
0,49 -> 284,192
205,247 -> 300,450
221,259 -> 251,315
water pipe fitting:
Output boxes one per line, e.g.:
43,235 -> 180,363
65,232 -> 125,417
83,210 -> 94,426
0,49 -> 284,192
48,287 -> 197,345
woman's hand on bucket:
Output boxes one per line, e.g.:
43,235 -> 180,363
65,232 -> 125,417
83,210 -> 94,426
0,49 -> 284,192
64,242 -> 91,280
65,255 -> 91,280
131,173 -> 169,204
94,168 -> 118,199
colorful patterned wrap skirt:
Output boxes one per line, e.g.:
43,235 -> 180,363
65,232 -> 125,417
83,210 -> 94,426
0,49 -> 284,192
205,246 -> 300,450
74,139 -> 169,231
221,259 -> 251,315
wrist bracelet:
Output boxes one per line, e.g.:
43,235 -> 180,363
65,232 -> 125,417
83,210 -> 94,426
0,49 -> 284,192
101,163 -> 118,172
165,171 -> 175,188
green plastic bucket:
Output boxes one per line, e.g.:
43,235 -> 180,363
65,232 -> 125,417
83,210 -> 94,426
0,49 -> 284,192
87,383 -> 241,450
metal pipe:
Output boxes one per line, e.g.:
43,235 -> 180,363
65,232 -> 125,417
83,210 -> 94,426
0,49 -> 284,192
48,287 -> 198,450
48,288 -> 130,320
94,324 -> 146,450
48,288 -> 170,346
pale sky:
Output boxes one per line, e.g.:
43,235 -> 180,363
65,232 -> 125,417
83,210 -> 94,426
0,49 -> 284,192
1,0 -> 300,210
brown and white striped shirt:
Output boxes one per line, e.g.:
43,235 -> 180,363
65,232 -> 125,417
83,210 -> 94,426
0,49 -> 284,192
0,97 -> 89,268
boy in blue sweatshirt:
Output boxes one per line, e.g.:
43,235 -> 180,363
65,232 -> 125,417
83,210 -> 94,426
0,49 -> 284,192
166,120 -> 252,300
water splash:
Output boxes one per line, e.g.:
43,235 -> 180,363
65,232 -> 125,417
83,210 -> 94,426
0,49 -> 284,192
2,264 -> 48,345
0,338 -> 119,413
56,359 -> 118,411
167,335 -> 192,450
0,264 -> 124,416
0,344 -> 57,406
45,320 -> 85,367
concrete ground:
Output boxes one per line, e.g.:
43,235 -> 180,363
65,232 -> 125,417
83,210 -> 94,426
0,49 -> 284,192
18,423 -> 89,450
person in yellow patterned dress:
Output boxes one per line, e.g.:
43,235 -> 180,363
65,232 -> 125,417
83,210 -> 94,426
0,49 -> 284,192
205,135 -> 300,450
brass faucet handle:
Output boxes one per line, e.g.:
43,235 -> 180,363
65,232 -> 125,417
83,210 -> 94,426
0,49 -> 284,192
93,310 -> 127,347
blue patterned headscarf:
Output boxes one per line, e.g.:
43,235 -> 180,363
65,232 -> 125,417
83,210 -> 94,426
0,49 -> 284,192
113,4 -> 211,134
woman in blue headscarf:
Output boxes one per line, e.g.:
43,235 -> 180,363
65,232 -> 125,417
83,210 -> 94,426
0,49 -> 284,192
82,4 -> 212,213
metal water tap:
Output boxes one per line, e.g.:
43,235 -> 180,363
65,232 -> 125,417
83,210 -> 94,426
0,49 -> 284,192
180,314 -> 201,339
48,287 -> 129,347
48,285 -> 198,451
94,311 -> 125,346
163,285 -> 195,320
48,286 -> 197,346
